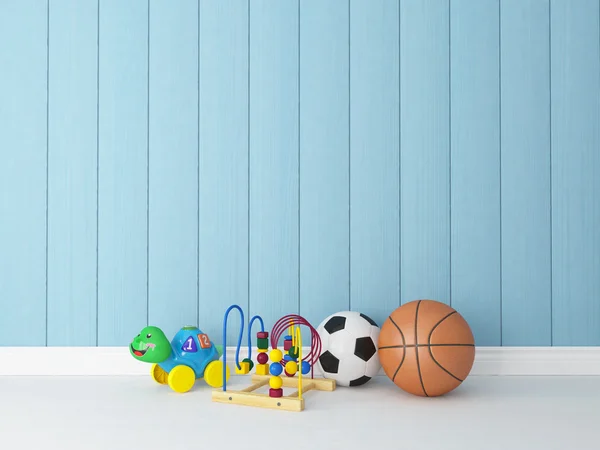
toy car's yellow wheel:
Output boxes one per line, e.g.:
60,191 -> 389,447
150,363 -> 168,385
204,360 -> 230,388
167,365 -> 196,393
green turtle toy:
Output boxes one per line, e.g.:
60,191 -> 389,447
129,325 -> 230,393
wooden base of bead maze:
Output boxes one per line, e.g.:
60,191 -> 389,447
211,375 -> 336,412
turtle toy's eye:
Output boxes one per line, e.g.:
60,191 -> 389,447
146,333 -> 152,338
137,334 -> 140,337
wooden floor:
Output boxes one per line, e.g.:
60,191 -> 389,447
1,374 -> 598,450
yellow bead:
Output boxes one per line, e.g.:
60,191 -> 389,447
285,361 -> 298,375
255,363 -> 269,376
235,361 -> 250,375
257,348 -> 268,353
269,349 -> 283,363
269,375 -> 283,389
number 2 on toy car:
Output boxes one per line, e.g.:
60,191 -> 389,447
182,336 -> 198,352
198,333 -> 211,349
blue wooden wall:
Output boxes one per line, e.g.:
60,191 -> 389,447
0,0 -> 598,347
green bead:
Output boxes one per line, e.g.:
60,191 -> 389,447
257,337 -> 269,349
288,346 -> 299,359
242,357 -> 254,371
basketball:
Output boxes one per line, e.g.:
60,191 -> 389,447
378,299 -> 475,397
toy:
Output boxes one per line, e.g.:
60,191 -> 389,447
316,311 -> 381,386
378,299 -> 475,397
211,306 -> 336,412
129,325 -> 229,393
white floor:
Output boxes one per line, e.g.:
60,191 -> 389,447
1,374 -> 598,450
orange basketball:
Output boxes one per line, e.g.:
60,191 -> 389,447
378,299 -> 475,397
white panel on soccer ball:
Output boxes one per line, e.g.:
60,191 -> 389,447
335,357 -> 367,387
327,329 -> 354,361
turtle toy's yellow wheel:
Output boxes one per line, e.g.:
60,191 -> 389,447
204,360 -> 230,388
150,363 -> 168,385
167,365 -> 196,393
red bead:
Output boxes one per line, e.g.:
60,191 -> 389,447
269,388 -> 283,398
257,331 -> 268,339
257,352 -> 268,364
283,339 -> 293,351
284,370 -> 294,377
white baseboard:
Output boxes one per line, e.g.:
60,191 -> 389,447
0,346 -> 598,377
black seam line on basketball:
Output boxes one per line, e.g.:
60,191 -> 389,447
392,345 -> 406,382
427,310 -> 457,345
414,300 -> 428,397
389,316 -> 406,382
426,309 -> 466,383
428,344 -> 464,383
379,344 -> 475,350
388,316 -> 406,346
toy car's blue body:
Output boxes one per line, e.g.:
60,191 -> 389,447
130,324 -> 229,393
158,326 -> 221,378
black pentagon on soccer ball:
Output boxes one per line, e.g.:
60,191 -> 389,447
354,336 -> 377,362
319,350 -> 339,374
324,316 -> 346,334
360,313 -> 378,327
350,375 -> 371,387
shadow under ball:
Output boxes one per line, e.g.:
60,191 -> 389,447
378,299 -> 476,397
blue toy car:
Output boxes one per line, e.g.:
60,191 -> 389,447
130,325 -> 230,393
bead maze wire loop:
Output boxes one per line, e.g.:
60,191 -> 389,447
247,315 -> 265,361
271,314 -> 321,364
270,314 -> 322,379
271,320 -> 321,372
222,304 -> 245,391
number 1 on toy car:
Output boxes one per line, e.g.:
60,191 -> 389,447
182,336 -> 198,352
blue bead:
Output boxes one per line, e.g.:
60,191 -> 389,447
301,361 -> 311,375
283,354 -> 292,362
269,362 -> 283,376
284,335 -> 292,341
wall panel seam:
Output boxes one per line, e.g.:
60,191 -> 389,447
498,0 -> 503,346
549,0 -> 553,346
146,0 -> 151,328
95,0 -> 100,346
196,0 -> 201,329
297,0 -> 301,316
45,0 -> 50,347
448,0 -> 452,309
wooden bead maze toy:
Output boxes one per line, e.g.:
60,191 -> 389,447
212,307 -> 336,412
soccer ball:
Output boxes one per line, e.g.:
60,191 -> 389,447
316,311 -> 381,387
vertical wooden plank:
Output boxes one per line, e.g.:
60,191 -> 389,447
148,0 -> 198,340
46,0 -> 98,346
97,0 -> 148,345
350,0 -> 400,325
249,1 -> 299,330
198,0 -> 248,344
501,0 -> 551,346
551,0 -> 600,346
400,0 -> 450,306
450,0 -> 501,346
299,0 -> 350,327
0,1 -> 47,346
